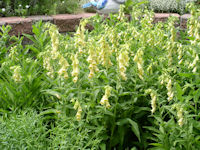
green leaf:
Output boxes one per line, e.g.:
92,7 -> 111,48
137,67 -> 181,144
26,45 -> 40,54
128,119 -> 141,142
23,33 -> 37,44
41,89 -> 61,99
134,107 -> 150,114
175,82 -> 184,102
135,0 -> 149,6
39,109 -> 60,116
116,118 -> 140,142
100,143 -> 106,150
178,73 -> 196,77
6,86 -> 14,102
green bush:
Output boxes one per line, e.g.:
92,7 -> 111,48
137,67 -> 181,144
0,0 -> 80,17
148,0 -> 197,14
0,110 -> 48,149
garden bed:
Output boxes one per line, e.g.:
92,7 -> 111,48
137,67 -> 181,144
0,3 -> 199,150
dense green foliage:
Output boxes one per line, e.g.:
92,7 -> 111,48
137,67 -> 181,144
0,0 -> 79,17
0,3 -> 200,149
148,0 -> 197,14
0,110 -> 49,149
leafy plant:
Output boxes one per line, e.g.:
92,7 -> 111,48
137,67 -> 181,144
0,110 -> 49,149
148,0 -> 197,14
0,0 -> 80,17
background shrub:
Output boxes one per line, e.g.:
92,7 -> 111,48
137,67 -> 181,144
0,0 -> 80,17
148,0 -> 197,14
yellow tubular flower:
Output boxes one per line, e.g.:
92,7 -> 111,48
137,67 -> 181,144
99,36 -> 112,68
73,100 -> 82,121
118,49 -> 129,80
76,106 -> 82,121
145,89 -> 157,114
134,48 -> 144,80
100,95 -> 108,106
10,66 -> 22,82
8,46 -> 19,61
166,79 -> 174,101
177,44 -> 183,65
74,20 -> 88,54
150,93 -> 156,114
173,104 -> 184,127
177,107 -> 184,127
118,5 -> 125,21
166,41 -> 174,66
189,54 -> 199,73
87,43 -> 99,79
49,25 -> 60,60
71,53 -> 79,83
100,85 -> 112,108
147,63 -> 153,75
43,55 -> 54,78
58,55 -> 69,79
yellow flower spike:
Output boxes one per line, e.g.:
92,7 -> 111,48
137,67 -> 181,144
48,25 -> 60,60
58,67 -> 65,76
10,65 -> 22,83
8,46 -> 19,61
105,85 -> 112,97
87,43 -> 99,79
134,48 -> 144,80
189,54 -> 199,73
73,100 -> 82,121
74,19 -> 88,54
73,76 -> 78,83
177,44 -> 183,60
74,100 -> 79,110
174,105 -> 184,127
147,64 -> 153,75
42,54 -> 54,77
118,5 -> 125,21
99,36 -> 112,68
105,101 -> 111,109
57,55 -> 69,79
76,106 -> 82,121
70,98 -> 75,103
88,71 -> 95,79
59,56 -> 69,68
71,53 -> 79,83
100,86 -> 112,108
63,72 -> 68,79
100,95 -> 108,106
151,94 -> 156,114
166,79 -> 174,101
145,89 -> 157,114
118,49 -> 129,80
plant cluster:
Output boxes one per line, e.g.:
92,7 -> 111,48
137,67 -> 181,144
0,0 -> 79,17
148,0 -> 197,14
0,3 -> 200,149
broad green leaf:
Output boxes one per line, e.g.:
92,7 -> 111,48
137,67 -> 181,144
42,89 -> 61,99
100,143 -> 106,150
175,82 -> 184,102
39,109 -> 60,116
116,118 -> 140,141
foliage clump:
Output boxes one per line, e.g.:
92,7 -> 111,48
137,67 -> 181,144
148,0 -> 197,14
0,0 -> 79,17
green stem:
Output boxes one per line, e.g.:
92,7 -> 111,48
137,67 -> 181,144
109,101 -> 117,150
